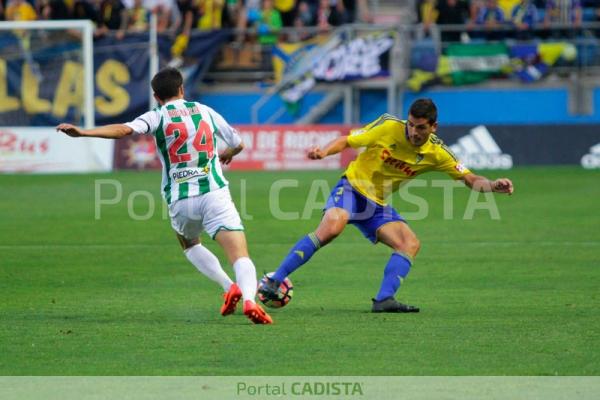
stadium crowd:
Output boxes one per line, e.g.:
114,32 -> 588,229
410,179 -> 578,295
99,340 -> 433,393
1,0 -> 598,69
0,0 -> 372,36
416,0 -> 600,40
1,0 -> 598,39
0,0 -> 600,36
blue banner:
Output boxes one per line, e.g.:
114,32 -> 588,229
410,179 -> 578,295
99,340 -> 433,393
0,30 -> 229,126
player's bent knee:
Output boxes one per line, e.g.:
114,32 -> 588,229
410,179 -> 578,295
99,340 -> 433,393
403,236 -> 420,257
391,236 -> 420,257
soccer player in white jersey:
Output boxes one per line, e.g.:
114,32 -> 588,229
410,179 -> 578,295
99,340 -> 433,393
57,67 -> 272,324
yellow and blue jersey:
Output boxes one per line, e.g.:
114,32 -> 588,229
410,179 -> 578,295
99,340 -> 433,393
345,114 -> 471,205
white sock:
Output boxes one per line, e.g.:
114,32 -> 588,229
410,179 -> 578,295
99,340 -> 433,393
184,244 -> 233,292
233,257 -> 258,302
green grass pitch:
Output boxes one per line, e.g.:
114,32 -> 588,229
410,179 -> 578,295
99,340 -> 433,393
0,167 -> 598,375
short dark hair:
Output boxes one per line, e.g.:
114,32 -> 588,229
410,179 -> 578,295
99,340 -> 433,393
151,67 -> 183,101
409,98 -> 437,124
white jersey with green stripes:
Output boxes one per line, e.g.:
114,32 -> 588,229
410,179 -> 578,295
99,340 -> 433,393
125,99 -> 242,204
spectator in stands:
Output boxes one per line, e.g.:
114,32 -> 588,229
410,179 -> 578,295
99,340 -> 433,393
341,0 -> 371,23
293,0 -> 316,40
327,0 -> 352,26
96,0 -> 128,39
120,0 -> 173,32
468,0 -> 483,26
169,0 -> 199,66
256,0 -> 282,45
474,0 -> 506,39
476,0 -> 505,26
238,0 -> 281,68
234,0 -> 266,44
237,0 -> 262,33
71,0 -> 99,22
198,0 -> 226,30
437,0 -> 470,41
0,0 -> 5,20
5,0 -> 37,20
126,0 -> 149,31
296,0 -> 316,26
222,0 -> 240,28
292,0 -> 373,37
274,0 -> 296,27
316,0 -> 331,30
173,0 -> 198,36
498,0 -> 519,18
415,0 -> 440,41
543,0 -> 582,38
344,0 -> 362,22
510,0 -> 538,39
146,0 -> 176,32
229,0 -> 278,66
39,0 -> 70,20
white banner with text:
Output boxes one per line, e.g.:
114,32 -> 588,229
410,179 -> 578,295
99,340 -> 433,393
0,127 -> 113,173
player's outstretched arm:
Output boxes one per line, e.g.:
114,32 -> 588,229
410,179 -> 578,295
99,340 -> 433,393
307,136 -> 349,160
56,123 -> 133,139
463,173 -> 514,195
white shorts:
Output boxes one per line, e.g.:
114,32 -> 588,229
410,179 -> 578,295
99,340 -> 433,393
168,187 -> 244,240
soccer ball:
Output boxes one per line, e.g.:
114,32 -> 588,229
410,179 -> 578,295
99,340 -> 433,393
257,273 -> 293,308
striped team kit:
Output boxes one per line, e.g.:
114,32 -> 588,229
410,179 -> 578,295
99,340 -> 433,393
125,99 -> 244,239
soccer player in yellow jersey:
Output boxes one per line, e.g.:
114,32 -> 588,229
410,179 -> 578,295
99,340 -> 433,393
259,98 -> 514,312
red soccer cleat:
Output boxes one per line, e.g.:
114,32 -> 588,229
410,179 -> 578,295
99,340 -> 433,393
243,300 -> 273,324
220,283 -> 242,316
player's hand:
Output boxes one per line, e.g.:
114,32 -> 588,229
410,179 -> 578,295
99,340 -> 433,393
307,146 -> 325,160
56,123 -> 84,138
493,178 -> 514,195
219,149 -> 234,165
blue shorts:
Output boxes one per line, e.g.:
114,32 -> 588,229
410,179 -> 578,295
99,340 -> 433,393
324,177 -> 406,243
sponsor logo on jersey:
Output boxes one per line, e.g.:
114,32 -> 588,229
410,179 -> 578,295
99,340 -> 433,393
380,149 -> 417,176
581,143 -> 600,169
172,166 -> 209,183
449,125 -> 513,169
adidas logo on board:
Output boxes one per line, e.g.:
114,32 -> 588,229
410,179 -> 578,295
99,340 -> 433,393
449,125 -> 513,169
